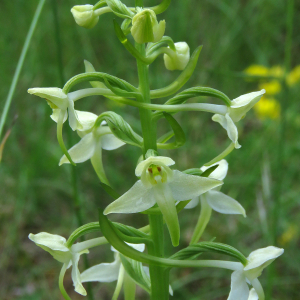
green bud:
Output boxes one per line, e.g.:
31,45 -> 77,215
131,9 -> 165,44
164,42 -> 190,71
71,5 -> 99,29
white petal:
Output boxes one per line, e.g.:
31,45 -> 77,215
248,288 -> 259,300
71,252 -> 87,296
206,190 -> 246,217
101,133 -> 125,150
59,132 -> 96,165
169,170 -> 223,201
230,90 -> 265,122
227,271 -> 249,300
111,243 -> 145,253
212,113 -> 228,130
50,109 -> 68,123
135,156 -> 175,176
184,197 -> 199,209
81,259 -> 121,283
104,181 -> 155,214
225,114 -> 241,149
28,232 -> 71,264
200,159 -> 228,180
244,246 -> 284,280
76,110 -> 98,132
67,99 -> 81,131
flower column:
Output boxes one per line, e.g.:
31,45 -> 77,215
134,1 -> 169,299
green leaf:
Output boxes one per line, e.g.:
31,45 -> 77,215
170,242 -> 248,265
162,112 -> 186,147
106,0 -> 134,18
120,255 -> 151,294
96,111 -> 143,147
99,181 -> 121,199
201,165 -> 218,177
157,131 -> 174,144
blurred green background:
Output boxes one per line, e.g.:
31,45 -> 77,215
0,0 -> 299,299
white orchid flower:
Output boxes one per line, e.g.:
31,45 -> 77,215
104,156 -> 223,246
212,90 -> 265,148
28,88 -> 84,131
185,159 -> 246,217
227,246 -> 284,300
59,117 -> 125,184
164,42 -> 190,71
28,232 -> 88,296
81,243 -> 173,296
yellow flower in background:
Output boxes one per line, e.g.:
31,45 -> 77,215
286,65 -> 300,86
278,225 -> 298,246
244,65 -> 269,77
269,65 -> 284,78
258,80 -> 282,95
254,97 -> 281,120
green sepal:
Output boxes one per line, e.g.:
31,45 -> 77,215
120,255 -> 151,294
170,242 -> 248,266
106,0 -> 134,18
150,46 -> 203,99
95,111 -> 143,147
63,72 -> 137,94
99,181 -> 121,199
162,112 -> 186,148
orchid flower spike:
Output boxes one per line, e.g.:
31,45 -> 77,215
164,42 -> 190,71
104,156 -> 223,246
131,8 -> 166,44
227,246 -> 284,300
59,118 -> 125,184
212,90 -> 265,148
185,160 -> 246,217
28,232 -> 88,296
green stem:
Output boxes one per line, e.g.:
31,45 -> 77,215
123,272 -> 136,300
90,144 -> 110,185
59,264 -> 72,300
112,265 -> 125,300
135,42 -> 169,300
0,0 -> 46,139
190,196 -> 213,244
204,142 -> 235,166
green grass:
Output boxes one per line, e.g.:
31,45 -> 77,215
0,0 -> 299,299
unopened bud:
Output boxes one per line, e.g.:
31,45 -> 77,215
131,9 -> 165,44
71,5 -> 99,29
164,42 -> 190,71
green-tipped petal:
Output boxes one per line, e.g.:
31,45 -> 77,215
230,90 -> 265,122
71,252 -> 87,296
81,260 -> 121,283
228,270 -> 249,300
169,170 -> 223,201
104,181 -> 155,214
59,132 -> 96,165
153,181 -> 180,246
28,232 -> 71,264
206,190 -> 246,217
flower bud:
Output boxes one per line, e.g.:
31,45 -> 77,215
131,9 -> 165,44
163,42 -> 190,71
71,5 -> 99,29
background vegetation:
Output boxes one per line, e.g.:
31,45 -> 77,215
0,0 -> 299,299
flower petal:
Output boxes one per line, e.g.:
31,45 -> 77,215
111,243 -> 145,253
101,133 -> 126,150
104,181 -> 155,214
59,132 -> 96,165
81,259 -> 121,283
225,114 -> 241,149
28,232 -> 71,264
248,288 -> 259,300
230,90 -> 265,122
71,252 -> 87,296
200,159 -> 228,180
227,271 -> 249,300
205,190 -> 246,217
244,246 -> 284,280
68,98 -> 81,131
50,109 -> 67,124
135,156 -> 175,177
169,170 -> 223,201
153,181 -> 180,246
76,110 -> 98,132
184,197 -> 199,209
